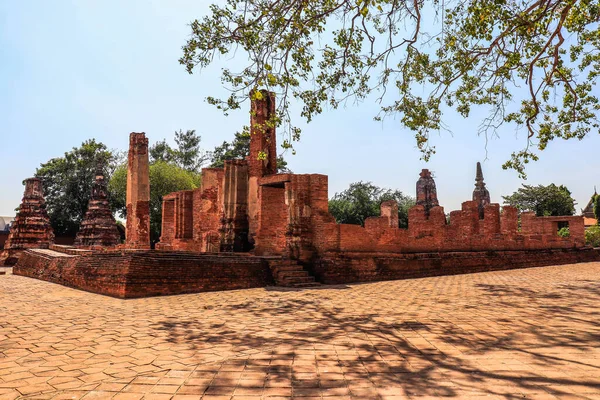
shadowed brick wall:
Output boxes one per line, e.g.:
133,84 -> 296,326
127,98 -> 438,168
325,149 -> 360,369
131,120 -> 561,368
14,250 -> 274,298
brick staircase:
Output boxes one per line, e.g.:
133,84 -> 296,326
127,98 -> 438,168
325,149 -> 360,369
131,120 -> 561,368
49,244 -> 92,256
268,258 -> 321,288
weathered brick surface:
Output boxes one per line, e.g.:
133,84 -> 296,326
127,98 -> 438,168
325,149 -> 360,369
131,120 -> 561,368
312,247 -> 600,284
416,168 -> 439,215
125,132 -> 150,249
74,163 -> 120,247
473,162 -> 491,219
13,250 -> 274,298
0,178 -> 54,265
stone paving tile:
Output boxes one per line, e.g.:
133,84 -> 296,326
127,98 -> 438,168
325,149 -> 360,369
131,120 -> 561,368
1,263 -> 600,399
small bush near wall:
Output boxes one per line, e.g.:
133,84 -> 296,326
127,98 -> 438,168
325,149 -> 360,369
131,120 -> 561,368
557,227 -> 570,238
586,226 -> 600,247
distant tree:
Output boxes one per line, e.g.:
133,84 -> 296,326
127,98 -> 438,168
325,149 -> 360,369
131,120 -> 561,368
594,194 -> 600,225
174,129 -> 209,172
502,184 -> 576,217
34,140 -> 119,236
109,161 -> 201,245
149,130 -> 209,173
210,128 -> 290,172
329,181 -> 415,228
149,139 -> 176,164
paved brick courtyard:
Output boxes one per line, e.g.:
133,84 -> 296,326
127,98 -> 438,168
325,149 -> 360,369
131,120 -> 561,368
1,263 -> 599,400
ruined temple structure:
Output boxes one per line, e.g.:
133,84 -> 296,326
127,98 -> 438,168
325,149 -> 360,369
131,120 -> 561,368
12,92 -> 600,297
472,162 -> 491,219
125,132 -> 150,249
73,161 -> 121,247
155,92 -> 591,284
416,169 -> 439,216
0,178 -> 54,265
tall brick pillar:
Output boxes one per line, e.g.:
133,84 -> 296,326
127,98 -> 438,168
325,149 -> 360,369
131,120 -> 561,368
247,90 -> 277,247
472,162 -> 491,219
249,89 -> 277,177
125,132 -> 150,249
0,178 -> 54,265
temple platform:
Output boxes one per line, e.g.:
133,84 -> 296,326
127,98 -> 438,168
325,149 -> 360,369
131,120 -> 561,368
12,246 -> 600,298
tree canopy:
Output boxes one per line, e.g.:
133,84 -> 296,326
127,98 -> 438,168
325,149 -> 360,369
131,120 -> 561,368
210,128 -> 290,172
181,0 -> 600,177
109,161 -> 201,245
502,183 -> 576,216
34,140 -> 120,236
149,129 -> 209,173
328,181 -> 415,228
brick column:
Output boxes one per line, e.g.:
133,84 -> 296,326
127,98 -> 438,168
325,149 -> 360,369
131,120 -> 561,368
248,90 -> 277,247
125,132 -> 150,249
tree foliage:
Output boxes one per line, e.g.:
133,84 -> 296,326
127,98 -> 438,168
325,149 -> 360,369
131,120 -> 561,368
181,0 -> 600,177
109,161 -> 201,245
34,140 -> 119,236
149,129 -> 209,173
585,225 -> 600,247
593,193 -> 600,223
210,128 -> 290,172
328,181 -> 415,228
502,183 -> 576,216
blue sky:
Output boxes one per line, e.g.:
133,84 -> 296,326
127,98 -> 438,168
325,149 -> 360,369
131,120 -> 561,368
1,0 -> 599,216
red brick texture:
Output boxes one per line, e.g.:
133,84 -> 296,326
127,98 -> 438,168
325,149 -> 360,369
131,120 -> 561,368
125,132 -> 150,249
312,248 -> 600,284
74,166 -> 121,248
13,250 -> 274,298
0,178 -> 54,265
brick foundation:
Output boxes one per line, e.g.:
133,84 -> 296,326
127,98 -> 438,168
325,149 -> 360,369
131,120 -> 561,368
13,250 -> 274,298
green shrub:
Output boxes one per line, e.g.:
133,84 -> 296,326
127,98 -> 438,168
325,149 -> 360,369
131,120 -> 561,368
585,225 -> 600,247
557,227 -> 570,238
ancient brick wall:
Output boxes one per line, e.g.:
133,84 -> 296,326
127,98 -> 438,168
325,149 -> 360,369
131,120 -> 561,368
222,160 -> 250,251
310,199 -> 587,256
312,248 -> 600,284
14,250 -> 274,298
14,251 -> 128,297
254,184 -> 288,256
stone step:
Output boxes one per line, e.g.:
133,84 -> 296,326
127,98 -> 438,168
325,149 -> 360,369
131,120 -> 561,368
290,281 -> 322,288
272,264 -> 304,272
267,259 -> 320,287
277,270 -> 309,279
282,275 -> 315,284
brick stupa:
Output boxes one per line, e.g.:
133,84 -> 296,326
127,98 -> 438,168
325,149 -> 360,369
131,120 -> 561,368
74,162 -> 121,247
472,162 -> 491,219
0,178 -> 54,265
416,169 -> 439,216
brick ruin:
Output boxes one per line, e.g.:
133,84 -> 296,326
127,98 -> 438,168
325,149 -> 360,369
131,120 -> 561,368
154,92 -> 592,285
0,178 -> 54,265
12,92 -> 600,296
73,161 -> 121,248
473,161 -> 491,219
125,132 -> 151,249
